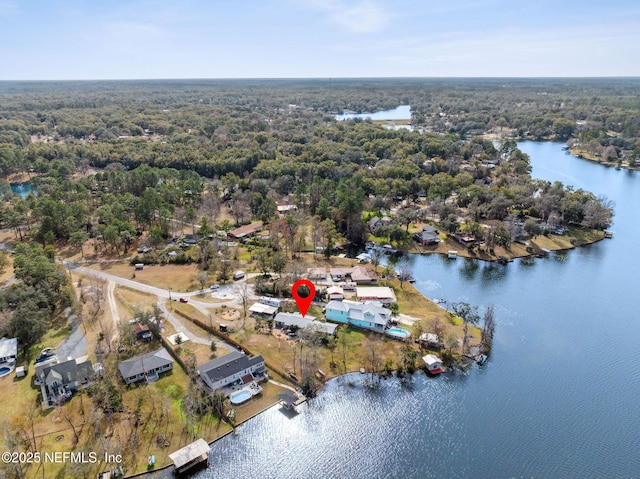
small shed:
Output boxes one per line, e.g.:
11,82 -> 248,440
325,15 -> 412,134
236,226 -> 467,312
422,354 -> 444,375
15,366 -> 26,378
134,263 -> 144,270
326,285 -> 345,301
168,438 -> 210,474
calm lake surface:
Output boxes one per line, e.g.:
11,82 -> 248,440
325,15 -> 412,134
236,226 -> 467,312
10,181 -> 36,198
194,142 -> 640,479
335,105 -> 411,121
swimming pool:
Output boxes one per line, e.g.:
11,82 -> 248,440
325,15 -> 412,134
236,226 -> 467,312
385,327 -> 411,340
230,389 -> 252,405
0,367 -> 12,378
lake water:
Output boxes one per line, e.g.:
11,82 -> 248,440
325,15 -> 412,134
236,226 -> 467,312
192,142 -> 640,479
335,105 -> 411,121
10,181 -> 36,198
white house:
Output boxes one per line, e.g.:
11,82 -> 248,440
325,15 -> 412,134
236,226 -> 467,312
198,351 -> 265,392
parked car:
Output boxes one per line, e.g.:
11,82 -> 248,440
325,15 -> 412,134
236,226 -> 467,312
209,284 -> 220,290
179,297 -> 188,303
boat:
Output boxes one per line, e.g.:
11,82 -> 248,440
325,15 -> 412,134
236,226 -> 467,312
477,354 -> 488,365
355,252 -> 371,263
448,250 -> 458,259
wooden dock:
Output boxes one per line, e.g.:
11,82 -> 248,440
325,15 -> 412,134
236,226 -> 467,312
168,438 -> 210,474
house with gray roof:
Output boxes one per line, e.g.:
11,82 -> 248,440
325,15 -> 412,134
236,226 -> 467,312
367,215 -> 392,233
118,348 -> 173,385
274,312 -> 338,337
414,225 -> 440,245
198,351 -> 265,393
37,356 -> 95,408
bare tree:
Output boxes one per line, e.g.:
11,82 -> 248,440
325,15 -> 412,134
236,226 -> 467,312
364,335 -> 382,388
369,246 -> 384,273
451,302 -> 480,356
396,257 -> 414,290
235,281 -> 250,329
196,270 -> 208,291
481,304 -> 496,354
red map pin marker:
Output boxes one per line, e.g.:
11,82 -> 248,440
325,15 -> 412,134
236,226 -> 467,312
292,279 -> 315,317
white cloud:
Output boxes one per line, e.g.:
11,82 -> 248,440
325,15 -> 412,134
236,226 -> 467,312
301,0 -> 392,33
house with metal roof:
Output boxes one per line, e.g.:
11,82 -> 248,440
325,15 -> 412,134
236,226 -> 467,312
273,312 -> 338,337
118,348 -> 174,385
228,222 -> 263,240
197,351 -> 266,393
355,286 -> 397,305
326,285 -> 345,300
249,302 -> 278,319
274,311 -> 315,328
325,300 -> 391,333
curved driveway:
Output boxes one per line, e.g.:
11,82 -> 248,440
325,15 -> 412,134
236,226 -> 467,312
66,262 -> 240,353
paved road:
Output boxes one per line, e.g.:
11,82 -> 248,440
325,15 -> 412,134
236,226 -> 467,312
56,307 -> 88,359
106,281 -> 120,341
66,262 -> 235,352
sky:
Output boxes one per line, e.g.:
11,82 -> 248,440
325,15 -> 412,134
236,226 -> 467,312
0,0 -> 639,80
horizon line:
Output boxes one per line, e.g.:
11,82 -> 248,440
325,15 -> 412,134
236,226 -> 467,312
1,75 -> 640,83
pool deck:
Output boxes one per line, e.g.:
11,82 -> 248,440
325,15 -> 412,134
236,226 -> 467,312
228,382 -> 263,404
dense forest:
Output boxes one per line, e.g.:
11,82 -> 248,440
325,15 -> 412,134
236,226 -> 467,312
0,78 -> 628,347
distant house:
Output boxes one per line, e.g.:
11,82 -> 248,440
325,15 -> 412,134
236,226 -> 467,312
329,266 -> 378,285
0,337 -> 18,365
325,300 -> 391,333
367,216 -> 382,233
349,266 -> 378,284
259,297 -> 283,308
118,348 -> 174,385
367,215 -> 392,233
454,233 -> 478,246
414,225 -> 440,245
356,286 -> 397,305
274,312 -> 338,337
276,198 -> 298,216
133,322 -> 152,342
228,222 -> 263,240
37,356 -> 95,408
307,267 -> 327,281
418,332 -> 444,349
198,351 -> 266,392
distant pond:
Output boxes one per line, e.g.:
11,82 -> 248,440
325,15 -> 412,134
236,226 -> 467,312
10,182 -> 37,198
335,104 -> 411,121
